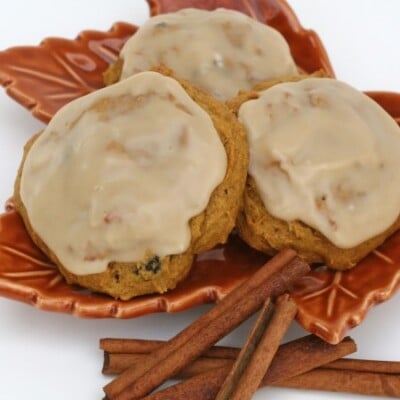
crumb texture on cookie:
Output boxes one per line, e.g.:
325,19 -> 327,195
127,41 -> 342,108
118,8 -> 297,100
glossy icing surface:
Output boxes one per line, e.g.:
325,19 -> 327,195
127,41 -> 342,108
120,8 -> 297,100
21,72 -> 226,275
239,78 -> 400,248
148,0 -> 335,77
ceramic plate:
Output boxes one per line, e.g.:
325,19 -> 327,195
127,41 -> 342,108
1,0 -> 400,344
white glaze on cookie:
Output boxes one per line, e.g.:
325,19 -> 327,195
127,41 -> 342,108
120,8 -> 297,100
21,72 -> 227,274
239,78 -> 400,248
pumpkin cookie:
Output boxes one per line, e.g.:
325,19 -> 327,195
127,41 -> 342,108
104,8 -> 298,100
229,75 -> 400,269
14,69 -> 248,299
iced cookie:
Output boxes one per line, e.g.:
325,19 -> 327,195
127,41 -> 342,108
14,70 -> 248,299
229,75 -> 400,269
104,8 -> 298,100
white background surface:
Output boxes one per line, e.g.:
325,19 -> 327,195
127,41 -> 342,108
0,1 -> 400,399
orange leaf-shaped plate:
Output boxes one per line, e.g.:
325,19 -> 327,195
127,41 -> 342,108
1,0 -> 400,344
0,22 -> 136,123
0,0 -> 334,122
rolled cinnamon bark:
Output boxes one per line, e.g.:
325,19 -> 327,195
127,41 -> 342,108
103,335 -> 356,400
217,294 -> 298,400
280,368 -> 400,397
100,339 -> 238,360
215,298 -> 275,400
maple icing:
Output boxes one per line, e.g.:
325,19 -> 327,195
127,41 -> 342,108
119,8 -> 297,100
20,71 -> 227,275
239,78 -> 400,248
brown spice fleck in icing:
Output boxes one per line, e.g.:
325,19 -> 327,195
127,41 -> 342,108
119,8 -> 298,100
20,71 -> 227,275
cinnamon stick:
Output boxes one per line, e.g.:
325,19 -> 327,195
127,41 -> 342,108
103,353 -> 231,377
142,370 -> 226,400
215,298 -> 275,400
101,335 -> 400,398
280,368 -> 400,397
103,251 -> 309,400
105,342 -> 400,379
101,335 -> 357,376
103,335 -> 356,400
227,295 -> 298,400
325,358 -> 400,374
104,337 -> 400,398
141,370 -> 227,400
102,335 -> 356,378
141,362 -> 400,400
100,338 -> 238,360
